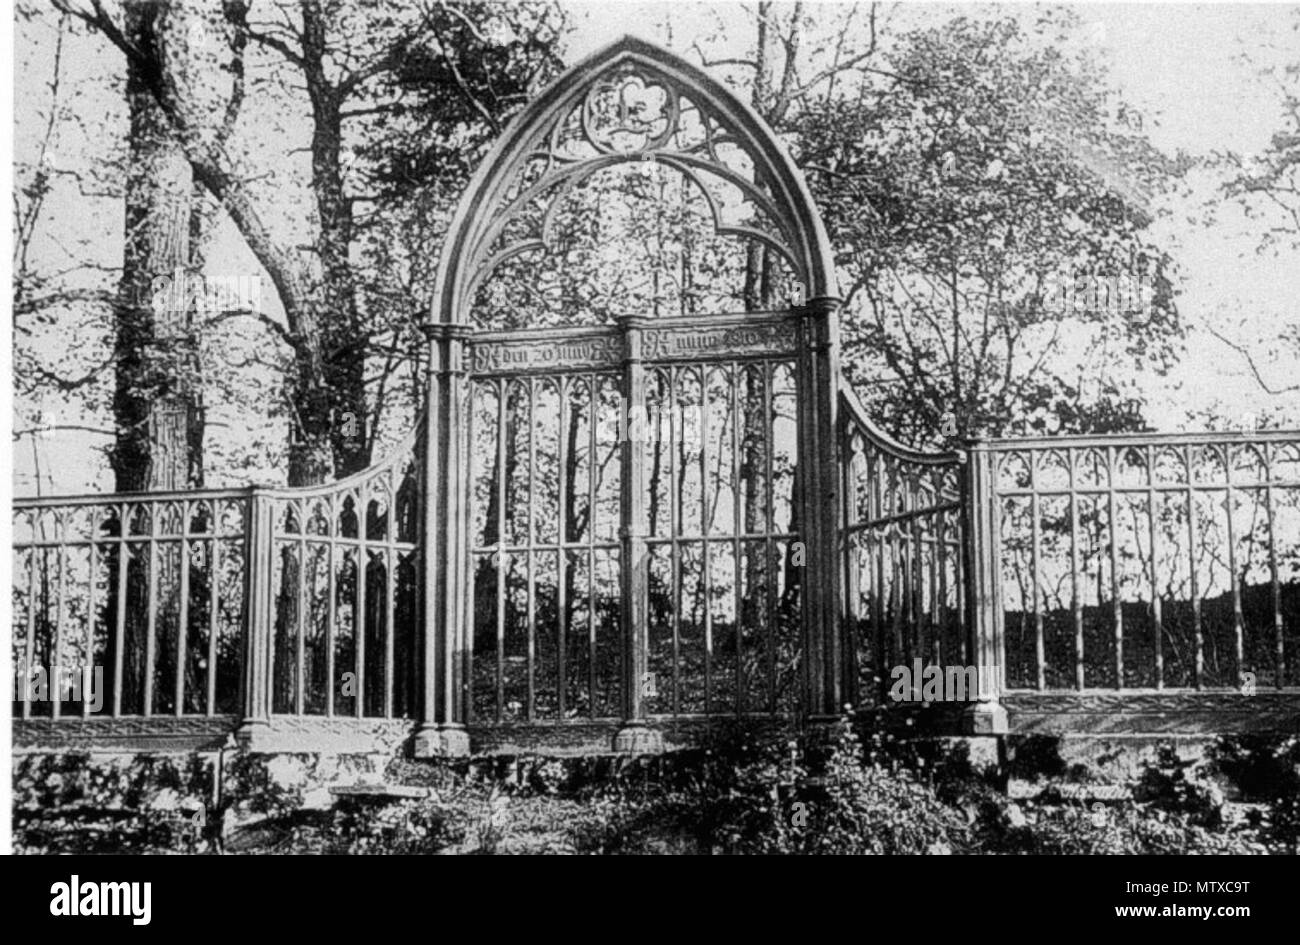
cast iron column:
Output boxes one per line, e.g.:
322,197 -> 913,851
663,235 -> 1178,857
613,315 -> 662,752
414,323 -> 473,757
795,296 -> 846,720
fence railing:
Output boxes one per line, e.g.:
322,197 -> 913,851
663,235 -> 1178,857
15,403 -> 1299,742
839,388 -> 966,707
12,428 -> 423,732
13,488 -> 249,719
976,432 -> 1300,693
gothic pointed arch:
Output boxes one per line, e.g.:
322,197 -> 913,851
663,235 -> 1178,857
431,35 -> 838,326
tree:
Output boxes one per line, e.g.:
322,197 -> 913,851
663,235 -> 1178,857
110,0 -> 237,492
57,0 -> 566,485
794,12 -> 1185,447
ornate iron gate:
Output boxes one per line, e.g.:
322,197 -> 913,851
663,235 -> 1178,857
414,37 -> 845,754
462,314 -> 806,733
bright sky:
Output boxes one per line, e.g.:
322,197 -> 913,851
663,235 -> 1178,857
11,1 -> 1300,494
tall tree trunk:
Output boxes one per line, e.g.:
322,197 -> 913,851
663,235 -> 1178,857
107,0 -> 207,716
294,0 -> 369,485
112,0 -> 204,492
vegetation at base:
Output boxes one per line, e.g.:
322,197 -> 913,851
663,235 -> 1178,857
11,723 -> 1299,854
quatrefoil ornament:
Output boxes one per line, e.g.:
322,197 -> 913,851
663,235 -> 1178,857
581,71 -> 679,154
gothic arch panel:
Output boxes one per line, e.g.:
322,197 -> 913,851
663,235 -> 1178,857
432,35 -> 838,327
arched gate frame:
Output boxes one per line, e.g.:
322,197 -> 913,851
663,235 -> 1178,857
415,37 -> 846,755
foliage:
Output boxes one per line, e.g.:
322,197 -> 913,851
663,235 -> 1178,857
989,804 -> 1265,855
13,731 -> 1300,855
1211,734 -> 1300,852
1133,744 -> 1227,827
13,752 -> 214,854
327,796 -> 466,855
794,12 -> 1185,446
575,715 -> 971,854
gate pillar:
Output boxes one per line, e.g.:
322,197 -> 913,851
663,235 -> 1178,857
796,296 -> 846,719
414,323 -> 472,757
960,439 -> 1008,735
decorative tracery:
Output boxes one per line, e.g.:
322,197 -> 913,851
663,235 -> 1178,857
434,37 -> 837,329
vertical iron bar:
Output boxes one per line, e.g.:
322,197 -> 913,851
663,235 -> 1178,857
497,379 -> 508,721
557,376 -> 569,719
177,503 -> 190,716
1108,449 -> 1123,690
1069,449 -> 1084,691
527,375 -> 537,721
1148,446 -> 1163,689
1266,444 -> 1284,688
764,362 -> 776,713
670,367 -> 681,716
356,489 -> 367,719
143,503 -> 158,716
1030,455 -> 1045,691
912,494 -> 925,670
385,539 -> 395,720
206,524 -> 219,717
732,362 -> 743,713
21,523 -> 36,719
1187,446 -> 1202,689
701,366 -> 712,715
385,471 -> 396,719
297,501 -> 307,716
53,525 -> 66,719
955,477 -> 968,668
930,504 -> 942,667
113,502 -> 128,717
588,373 -> 598,717
326,519 -> 336,718
872,454 -> 886,698
85,534 -> 96,718
935,506 -> 948,670
1224,447 -> 1244,685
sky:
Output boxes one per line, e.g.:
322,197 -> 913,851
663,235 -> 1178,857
10,0 -> 1300,493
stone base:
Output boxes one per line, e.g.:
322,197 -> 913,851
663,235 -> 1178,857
235,718 -> 270,751
962,700 -> 1009,736
412,724 -> 471,758
236,717 -> 412,754
612,723 -> 664,754
437,725 -> 471,757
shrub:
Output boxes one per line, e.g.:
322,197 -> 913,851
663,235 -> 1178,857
576,714 -> 970,855
327,796 -> 466,854
1133,745 -> 1226,828
1210,735 -> 1300,853
994,804 -> 1265,855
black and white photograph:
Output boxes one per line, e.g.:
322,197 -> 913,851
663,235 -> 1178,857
5,0 -> 1299,874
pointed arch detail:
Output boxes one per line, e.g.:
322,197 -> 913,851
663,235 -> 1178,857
431,35 -> 838,324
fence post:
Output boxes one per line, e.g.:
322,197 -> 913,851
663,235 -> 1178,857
795,296 -> 844,719
238,488 -> 272,747
613,315 -> 661,753
414,323 -> 472,757
961,440 -> 1008,735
